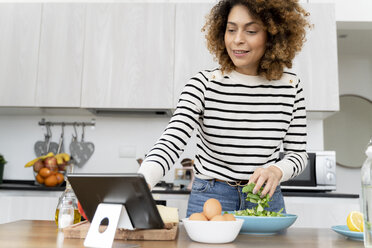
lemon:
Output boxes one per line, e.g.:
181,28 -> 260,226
347,211 -> 364,232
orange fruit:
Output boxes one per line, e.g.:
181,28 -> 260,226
44,175 -> 58,187
55,173 -> 64,184
35,173 -> 45,184
39,167 -> 51,178
210,215 -> 225,221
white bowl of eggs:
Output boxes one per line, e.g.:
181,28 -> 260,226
182,198 -> 244,244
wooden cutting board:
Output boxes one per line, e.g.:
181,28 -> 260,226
63,221 -> 178,241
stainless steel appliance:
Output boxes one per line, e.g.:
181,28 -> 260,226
280,151 -> 336,192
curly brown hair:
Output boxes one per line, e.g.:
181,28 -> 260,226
202,0 -> 311,80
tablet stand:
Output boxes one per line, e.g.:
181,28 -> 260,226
84,203 -> 134,248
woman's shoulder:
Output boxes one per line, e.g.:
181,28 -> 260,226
280,71 -> 300,87
192,68 -> 222,82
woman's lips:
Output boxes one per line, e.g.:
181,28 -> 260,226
232,50 -> 249,57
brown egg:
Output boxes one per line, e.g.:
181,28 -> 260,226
39,167 -> 51,178
203,198 -> 222,220
223,213 -> 236,221
44,175 -> 58,187
189,212 -> 208,221
210,215 -> 225,221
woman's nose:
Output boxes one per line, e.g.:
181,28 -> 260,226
234,30 -> 245,44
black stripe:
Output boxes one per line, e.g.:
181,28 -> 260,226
297,88 -> 303,94
173,112 -> 200,126
203,123 -> 287,132
205,97 -> 294,107
205,107 -> 293,116
288,157 -> 300,175
148,147 -> 175,165
164,126 -> 191,139
286,132 -> 306,136
203,115 -> 291,124
169,119 -> 194,131
288,157 -> 301,173
198,133 -> 277,149
158,138 -> 183,153
197,142 -> 277,166
294,98 -> 305,104
283,140 -> 306,145
289,124 -> 306,128
293,115 -> 306,120
180,92 -> 204,108
146,154 -> 170,170
163,133 -> 187,146
210,80 -> 293,89
198,71 -> 209,83
156,141 -> 179,159
206,87 -> 296,98
146,160 -> 166,176
283,71 -> 297,76
185,82 -> 204,95
201,129 -> 285,140
176,105 -> 200,115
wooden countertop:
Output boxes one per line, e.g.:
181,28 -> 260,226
0,220 -> 363,248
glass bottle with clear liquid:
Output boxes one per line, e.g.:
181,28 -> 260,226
361,139 -> 372,247
55,165 -> 81,228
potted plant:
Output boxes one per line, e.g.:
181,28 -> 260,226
0,154 -> 7,184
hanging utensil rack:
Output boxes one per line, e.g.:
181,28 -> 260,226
38,118 -> 96,127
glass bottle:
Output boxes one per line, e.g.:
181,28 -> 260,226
55,167 -> 81,228
361,138 -> 372,247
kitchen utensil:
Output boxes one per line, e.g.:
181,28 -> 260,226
34,124 -> 59,157
69,123 -> 94,167
182,218 -> 243,243
56,124 -> 65,154
331,225 -> 363,241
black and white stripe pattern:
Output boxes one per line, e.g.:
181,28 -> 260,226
139,69 -> 308,187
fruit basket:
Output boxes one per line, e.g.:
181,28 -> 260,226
25,152 -> 71,187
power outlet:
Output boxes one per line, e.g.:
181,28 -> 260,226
119,146 -> 136,158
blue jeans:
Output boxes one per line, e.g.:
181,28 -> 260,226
186,177 -> 286,217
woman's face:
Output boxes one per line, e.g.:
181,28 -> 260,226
224,4 -> 267,76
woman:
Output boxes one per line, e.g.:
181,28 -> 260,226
138,0 -> 310,216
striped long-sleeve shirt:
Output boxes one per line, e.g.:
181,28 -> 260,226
138,69 -> 308,188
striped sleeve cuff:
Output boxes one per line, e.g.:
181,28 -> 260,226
272,160 -> 295,183
137,161 -> 165,189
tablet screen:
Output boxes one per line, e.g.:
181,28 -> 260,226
67,173 -> 164,229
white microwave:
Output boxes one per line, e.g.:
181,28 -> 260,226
280,151 -> 337,192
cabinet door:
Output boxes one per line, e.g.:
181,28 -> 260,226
173,3 -> 219,108
81,3 -> 175,109
0,4 -> 41,107
291,4 -> 339,111
36,3 -> 85,107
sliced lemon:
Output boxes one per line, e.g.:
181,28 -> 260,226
347,211 -> 364,232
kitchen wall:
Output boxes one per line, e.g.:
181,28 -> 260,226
332,28 -> 372,195
0,111 -> 323,183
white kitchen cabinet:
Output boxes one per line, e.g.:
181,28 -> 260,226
173,3 -> 219,108
310,0 -> 372,23
81,3 -> 175,109
291,3 -> 339,112
284,196 -> 360,228
35,4 -> 85,107
0,4 -> 41,107
0,190 -> 60,224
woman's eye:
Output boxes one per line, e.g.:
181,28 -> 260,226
246,30 -> 257,34
227,29 -> 236,33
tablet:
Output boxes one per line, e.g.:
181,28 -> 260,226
67,173 -> 164,229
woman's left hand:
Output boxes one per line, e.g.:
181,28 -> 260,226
248,166 -> 283,198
